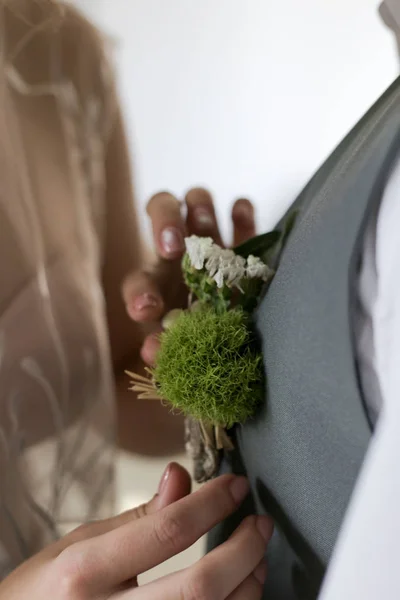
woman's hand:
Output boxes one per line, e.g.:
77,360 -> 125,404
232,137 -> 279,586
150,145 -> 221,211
0,465 -> 272,599
122,188 -> 256,366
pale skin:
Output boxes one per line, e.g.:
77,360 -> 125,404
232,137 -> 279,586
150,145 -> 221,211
0,463 -> 273,599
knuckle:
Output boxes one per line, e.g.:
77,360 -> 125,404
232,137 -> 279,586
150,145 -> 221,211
56,545 -> 92,597
183,566 -> 214,600
154,512 -> 184,553
121,269 -> 136,290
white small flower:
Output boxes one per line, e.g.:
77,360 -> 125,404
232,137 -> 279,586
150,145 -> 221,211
214,269 -> 225,288
205,246 -> 227,277
185,238 -> 250,290
246,255 -> 272,282
212,251 -> 246,289
226,254 -> 246,287
185,235 -> 214,270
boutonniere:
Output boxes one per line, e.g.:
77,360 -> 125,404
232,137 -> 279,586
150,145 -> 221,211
127,212 -> 297,482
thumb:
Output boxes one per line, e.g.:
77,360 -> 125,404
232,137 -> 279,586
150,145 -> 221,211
57,463 -> 191,552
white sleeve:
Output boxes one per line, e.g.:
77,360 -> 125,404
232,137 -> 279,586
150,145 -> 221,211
319,155 -> 400,599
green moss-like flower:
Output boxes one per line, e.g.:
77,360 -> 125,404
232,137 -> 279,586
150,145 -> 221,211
153,307 -> 263,428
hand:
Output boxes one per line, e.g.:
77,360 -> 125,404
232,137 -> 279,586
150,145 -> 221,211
122,188 -> 256,366
0,465 -> 273,599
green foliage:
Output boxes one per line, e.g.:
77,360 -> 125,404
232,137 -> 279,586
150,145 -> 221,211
182,254 -> 232,313
234,209 -> 299,269
154,307 -> 263,427
236,277 -> 265,313
234,230 -> 280,259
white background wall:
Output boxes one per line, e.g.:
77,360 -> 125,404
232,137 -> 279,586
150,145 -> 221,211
76,0 -> 398,240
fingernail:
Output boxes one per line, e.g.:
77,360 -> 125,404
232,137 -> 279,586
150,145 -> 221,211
193,206 -> 215,230
229,476 -> 250,504
257,516 -> 273,542
161,227 -> 185,256
158,463 -> 172,496
253,560 -> 268,585
131,293 -> 159,312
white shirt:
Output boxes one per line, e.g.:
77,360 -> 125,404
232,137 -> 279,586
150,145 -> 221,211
320,59 -> 400,600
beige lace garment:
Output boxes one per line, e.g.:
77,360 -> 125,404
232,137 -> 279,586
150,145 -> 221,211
0,1 -> 119,577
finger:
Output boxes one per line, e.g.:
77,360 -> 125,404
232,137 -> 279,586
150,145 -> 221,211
122,270 -> 164,323
232,198 -> 256,246
56,463 -> 191,552
123,462 -> 192,517
227,569 -> 266,600
71,475 -> 250,590
184,516 -> 271,599
118,573 -> 264,600
185,187 -> 224,245
140,330 -> 162,366
137,573 -> 265,600
147,192 -> 186,259
129,519 -> 270,600
123,260 -> 186,324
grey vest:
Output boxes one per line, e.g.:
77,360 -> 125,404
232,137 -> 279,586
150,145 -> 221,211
208,76 -> 400,599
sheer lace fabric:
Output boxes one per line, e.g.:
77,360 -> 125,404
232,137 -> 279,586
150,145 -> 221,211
0,2 -> 117,577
